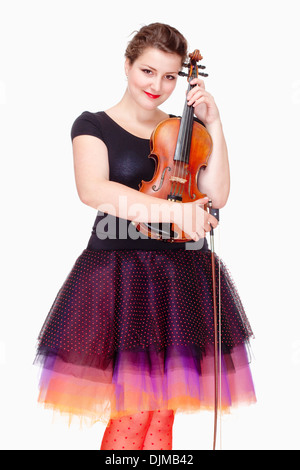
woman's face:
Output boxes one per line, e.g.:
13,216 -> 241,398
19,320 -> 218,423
125,47 -> 182,111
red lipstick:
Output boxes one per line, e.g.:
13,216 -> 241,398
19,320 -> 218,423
144,91 -> 161,99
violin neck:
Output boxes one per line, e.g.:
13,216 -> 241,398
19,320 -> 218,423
174,81 -> 196,164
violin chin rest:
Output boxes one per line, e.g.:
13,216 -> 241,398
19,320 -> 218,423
133,221 -> 191,243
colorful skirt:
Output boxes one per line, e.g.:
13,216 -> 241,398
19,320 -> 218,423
34,248 -> 256,426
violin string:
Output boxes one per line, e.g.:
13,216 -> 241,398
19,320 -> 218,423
172,81 -> 195,203
179,99 -> 193,199
179,104 -> 188,197
185,103 -> 194,198
170,164 -> 176,197
172,160 -> 181,197
175,109 -> 187,199
174,161 -> 180,197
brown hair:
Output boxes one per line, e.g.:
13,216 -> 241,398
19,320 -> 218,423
125,23 -> 188,66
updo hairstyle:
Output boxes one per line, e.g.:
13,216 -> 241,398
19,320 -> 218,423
125,23 -> 188,67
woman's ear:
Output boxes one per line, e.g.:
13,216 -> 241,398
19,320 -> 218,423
124,58 -> 131,77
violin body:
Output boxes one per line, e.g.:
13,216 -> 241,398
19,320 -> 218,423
136,117 -> 213,242
134,50 -> 213,242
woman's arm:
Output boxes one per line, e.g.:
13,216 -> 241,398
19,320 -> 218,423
73,134 -> 178,223
187,79 -> 230,209
198,119 -> 230,208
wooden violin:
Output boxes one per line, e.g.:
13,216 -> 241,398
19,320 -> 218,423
135,50 -> 213,242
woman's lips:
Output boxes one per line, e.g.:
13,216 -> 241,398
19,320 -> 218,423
144,91 -> 161,99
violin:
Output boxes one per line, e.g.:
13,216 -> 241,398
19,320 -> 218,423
134,50 -> 213,242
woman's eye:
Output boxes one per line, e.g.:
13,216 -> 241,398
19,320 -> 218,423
141,69 -> 176,80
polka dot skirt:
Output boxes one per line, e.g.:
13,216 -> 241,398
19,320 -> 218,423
37,248 -> 253,360
34,248 -> 256,424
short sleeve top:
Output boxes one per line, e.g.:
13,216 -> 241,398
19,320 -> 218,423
71,111 -> 157,191
71,111 -> 208,251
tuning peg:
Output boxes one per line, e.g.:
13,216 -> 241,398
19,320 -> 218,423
179,71 -> 208,78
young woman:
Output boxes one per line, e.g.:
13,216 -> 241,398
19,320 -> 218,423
34,23 -> 256,450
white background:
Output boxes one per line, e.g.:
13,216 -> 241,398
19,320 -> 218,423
1,0 -> 299,450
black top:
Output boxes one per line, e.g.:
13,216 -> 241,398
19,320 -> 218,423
71,111 -> 208,251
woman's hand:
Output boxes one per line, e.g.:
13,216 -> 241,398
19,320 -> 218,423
173,196 -> 219,242
187,78 -> 220,126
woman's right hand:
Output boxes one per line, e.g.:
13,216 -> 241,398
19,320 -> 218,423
173,196 -> 219,241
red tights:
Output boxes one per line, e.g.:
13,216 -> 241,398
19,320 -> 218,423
100,410 -> 175,450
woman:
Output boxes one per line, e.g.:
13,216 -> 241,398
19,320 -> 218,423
34,23 -> 256,450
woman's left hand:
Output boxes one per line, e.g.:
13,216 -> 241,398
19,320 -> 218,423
187,78 -> 220,125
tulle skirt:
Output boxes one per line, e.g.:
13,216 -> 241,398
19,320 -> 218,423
34,248 -> 256,426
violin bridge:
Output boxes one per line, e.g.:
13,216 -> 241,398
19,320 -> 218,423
169,176 -> 187,184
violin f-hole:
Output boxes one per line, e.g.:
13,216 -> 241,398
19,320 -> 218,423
152,166 -> 171,192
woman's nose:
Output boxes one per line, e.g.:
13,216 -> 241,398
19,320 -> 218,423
150,76 -> 162,93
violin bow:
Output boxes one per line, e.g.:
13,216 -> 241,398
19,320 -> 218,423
179,52 -> 222,449
208,200 -> 221,450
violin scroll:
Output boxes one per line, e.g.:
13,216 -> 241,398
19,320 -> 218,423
189,49 -> 203,62
179,49 -> 209,79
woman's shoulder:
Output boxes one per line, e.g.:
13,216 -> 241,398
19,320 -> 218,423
70,110 -> 107,141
